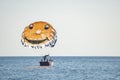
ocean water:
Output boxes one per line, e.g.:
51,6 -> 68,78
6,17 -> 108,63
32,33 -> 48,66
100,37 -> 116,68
0,57 -> 120,80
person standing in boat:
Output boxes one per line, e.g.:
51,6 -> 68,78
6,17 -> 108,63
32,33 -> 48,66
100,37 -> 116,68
43,54 -> 49,61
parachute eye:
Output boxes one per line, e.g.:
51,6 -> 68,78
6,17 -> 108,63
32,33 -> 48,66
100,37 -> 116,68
44,24 -> 49,30
29,24 -> 33,29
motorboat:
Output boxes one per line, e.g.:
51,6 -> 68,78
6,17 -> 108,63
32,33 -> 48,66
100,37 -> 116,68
39,55 -> 54,66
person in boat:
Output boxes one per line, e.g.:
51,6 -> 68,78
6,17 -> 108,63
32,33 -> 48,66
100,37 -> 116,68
41,59 -> 43,62
49,58 -> 53,62
43,54 -> 49,61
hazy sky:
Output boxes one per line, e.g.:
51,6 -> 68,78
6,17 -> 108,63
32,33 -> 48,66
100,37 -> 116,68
0,0 -> 120,56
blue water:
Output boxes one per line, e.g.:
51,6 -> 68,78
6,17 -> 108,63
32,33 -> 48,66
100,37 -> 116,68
0,57 -> 120,80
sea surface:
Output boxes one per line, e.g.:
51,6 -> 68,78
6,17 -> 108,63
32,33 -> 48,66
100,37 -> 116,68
0,56 -> 120,80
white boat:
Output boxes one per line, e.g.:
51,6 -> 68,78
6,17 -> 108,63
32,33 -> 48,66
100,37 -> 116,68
39,55 -> 54,66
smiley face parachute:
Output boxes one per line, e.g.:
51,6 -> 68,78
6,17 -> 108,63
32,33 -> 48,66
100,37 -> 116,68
21,21 -> 57,49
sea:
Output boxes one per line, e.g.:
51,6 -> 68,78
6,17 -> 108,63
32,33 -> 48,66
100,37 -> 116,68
0,56 -> 120,80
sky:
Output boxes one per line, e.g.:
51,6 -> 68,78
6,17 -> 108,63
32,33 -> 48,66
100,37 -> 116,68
0,0 -> 120,56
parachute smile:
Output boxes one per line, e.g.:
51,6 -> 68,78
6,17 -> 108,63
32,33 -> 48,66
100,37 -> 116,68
21,35 -> 57,49
24,37 -> 48,44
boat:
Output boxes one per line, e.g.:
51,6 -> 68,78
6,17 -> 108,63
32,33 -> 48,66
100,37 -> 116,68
39,55 -> 54,66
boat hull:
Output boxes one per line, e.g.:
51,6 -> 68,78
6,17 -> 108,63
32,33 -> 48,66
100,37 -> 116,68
40,61 -> 53,66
